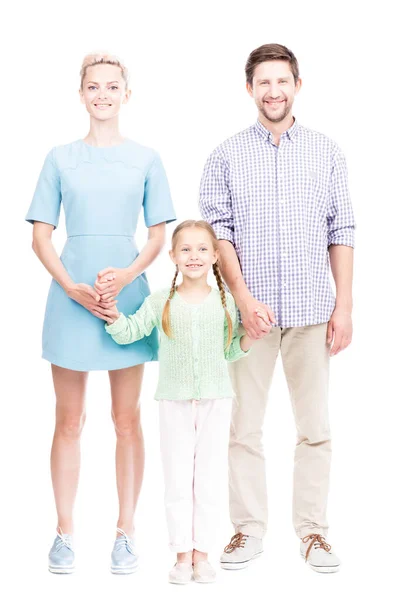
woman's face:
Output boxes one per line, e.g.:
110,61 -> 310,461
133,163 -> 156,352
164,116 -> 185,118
79,63 -> 130,121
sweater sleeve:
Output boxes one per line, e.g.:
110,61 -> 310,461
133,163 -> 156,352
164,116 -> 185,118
104,295 -> 158,345
224,294 -> 250,362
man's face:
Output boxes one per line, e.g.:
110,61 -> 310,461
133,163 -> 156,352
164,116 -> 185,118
247,60 -> 301,123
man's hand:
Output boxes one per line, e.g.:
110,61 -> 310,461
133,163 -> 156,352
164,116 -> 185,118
238,295 -> 276,340
327,308 -> 353,356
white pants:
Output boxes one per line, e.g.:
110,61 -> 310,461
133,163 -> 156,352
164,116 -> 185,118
159,398 -> 232,553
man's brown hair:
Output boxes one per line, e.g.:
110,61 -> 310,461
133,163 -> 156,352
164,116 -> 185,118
245,43 -> 300,86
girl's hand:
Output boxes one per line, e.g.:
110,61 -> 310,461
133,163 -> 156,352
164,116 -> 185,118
94,267 -> 132,301
92,305 -> 121,325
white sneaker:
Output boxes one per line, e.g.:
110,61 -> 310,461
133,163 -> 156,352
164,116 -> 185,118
300,533 -> 341,573
220,533 -> 263,570
193,560 -> 216,583
168,562 -> 193,584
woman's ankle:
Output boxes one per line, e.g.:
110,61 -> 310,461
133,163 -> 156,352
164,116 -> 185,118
57,523 -> 74,535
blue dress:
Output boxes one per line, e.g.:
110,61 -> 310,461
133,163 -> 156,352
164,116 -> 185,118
26,139 -> 176,371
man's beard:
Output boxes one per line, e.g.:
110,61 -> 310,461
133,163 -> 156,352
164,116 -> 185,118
259,98 -> 292,123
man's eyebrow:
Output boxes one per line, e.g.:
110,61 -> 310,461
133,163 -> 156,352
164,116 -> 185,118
256,77 -> 290,82
86,81 -> 120,84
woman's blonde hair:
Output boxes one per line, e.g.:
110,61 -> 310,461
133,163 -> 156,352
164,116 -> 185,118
80,52 -> 129,90
162,220 -> 233,349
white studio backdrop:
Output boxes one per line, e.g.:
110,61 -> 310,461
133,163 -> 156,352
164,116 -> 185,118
2,1 -> 399,598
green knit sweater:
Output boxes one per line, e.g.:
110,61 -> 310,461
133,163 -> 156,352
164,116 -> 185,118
105,287 -> 250,400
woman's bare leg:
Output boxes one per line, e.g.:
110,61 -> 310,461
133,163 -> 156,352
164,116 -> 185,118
109,364 -> 145,537
50,365 -> 88,534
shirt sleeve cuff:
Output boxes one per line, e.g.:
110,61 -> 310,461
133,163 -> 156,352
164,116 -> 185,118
105,313 -> 127,335
328,227 -> 355,248
212,224 -> 234,244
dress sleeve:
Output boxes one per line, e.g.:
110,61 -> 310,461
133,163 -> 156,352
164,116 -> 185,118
104,294 -> 158,345
224,293 -> 250,362
143,152 -> 176,227
25,147 -> 62,228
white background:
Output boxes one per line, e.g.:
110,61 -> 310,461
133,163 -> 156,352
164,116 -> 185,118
2,0 -> 399,598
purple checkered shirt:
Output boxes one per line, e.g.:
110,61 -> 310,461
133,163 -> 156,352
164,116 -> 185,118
199,118 -> 356,327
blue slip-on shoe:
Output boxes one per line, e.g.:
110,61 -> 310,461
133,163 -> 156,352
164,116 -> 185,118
110,528 -> 139,575
48,529 -> 75,574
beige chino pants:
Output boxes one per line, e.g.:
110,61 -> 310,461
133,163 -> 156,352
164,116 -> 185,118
228,322 -> 331,540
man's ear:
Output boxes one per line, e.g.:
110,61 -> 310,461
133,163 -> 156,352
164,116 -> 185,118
294,77 -> 302,95
246,81 -> 254,98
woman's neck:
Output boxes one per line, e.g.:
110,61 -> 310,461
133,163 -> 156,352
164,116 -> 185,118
83,116 -> 125,147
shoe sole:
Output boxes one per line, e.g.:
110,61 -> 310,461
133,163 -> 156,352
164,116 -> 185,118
300,552 -> 340,573
110,564 -> 139,575
169,579 -> 192,584
49,565 -> 75,574
220,550 -> 263,570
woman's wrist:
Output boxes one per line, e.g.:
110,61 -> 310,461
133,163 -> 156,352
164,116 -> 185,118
126,264 -> 139,284
64,280 -> 77,296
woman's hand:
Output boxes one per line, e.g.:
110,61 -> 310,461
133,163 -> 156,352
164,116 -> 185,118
67,283 -> 101,313
94,267 -> 133,303
67,283 -> 118,318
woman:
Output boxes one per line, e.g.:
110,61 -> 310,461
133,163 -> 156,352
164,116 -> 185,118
26,52 -> 176,574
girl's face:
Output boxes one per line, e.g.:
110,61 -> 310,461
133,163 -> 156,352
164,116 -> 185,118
79,63 -> 130,121
170,228 -> 218,281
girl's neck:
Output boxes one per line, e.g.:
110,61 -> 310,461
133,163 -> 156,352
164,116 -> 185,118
83,116 -> 125,147
177,276 -> 211,302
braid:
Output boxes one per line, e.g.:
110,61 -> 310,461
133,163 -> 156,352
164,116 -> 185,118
213,262 -> 233,349
162,265 -> 179,338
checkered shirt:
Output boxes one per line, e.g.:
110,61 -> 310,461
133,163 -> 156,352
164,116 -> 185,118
199,118 -> 356,327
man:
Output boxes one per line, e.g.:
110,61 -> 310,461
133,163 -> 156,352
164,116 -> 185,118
199,43 -> 355,573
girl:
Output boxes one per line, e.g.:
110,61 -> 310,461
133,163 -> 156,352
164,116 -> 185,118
99,220 -> 271,584
26,52 -> 176,574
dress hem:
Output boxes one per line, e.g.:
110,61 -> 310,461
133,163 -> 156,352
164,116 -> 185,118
42,350 -> 157,372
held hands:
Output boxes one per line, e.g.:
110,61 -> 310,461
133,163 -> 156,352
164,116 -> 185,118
89,266 -> 132,321
67,283 -> 101,315
240,296 -> 276,340
93,304 -> 120,325
254,308 -> 273,336
67,282 -> 119,320
327,308 -> 353,356
94,267 -> 132,303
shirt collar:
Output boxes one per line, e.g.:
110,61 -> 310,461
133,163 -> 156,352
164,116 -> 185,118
255,116 -> 300,142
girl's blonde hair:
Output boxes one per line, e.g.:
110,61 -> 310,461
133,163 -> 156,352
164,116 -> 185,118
80,52 -> 129,90
162,220 -> 233,349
